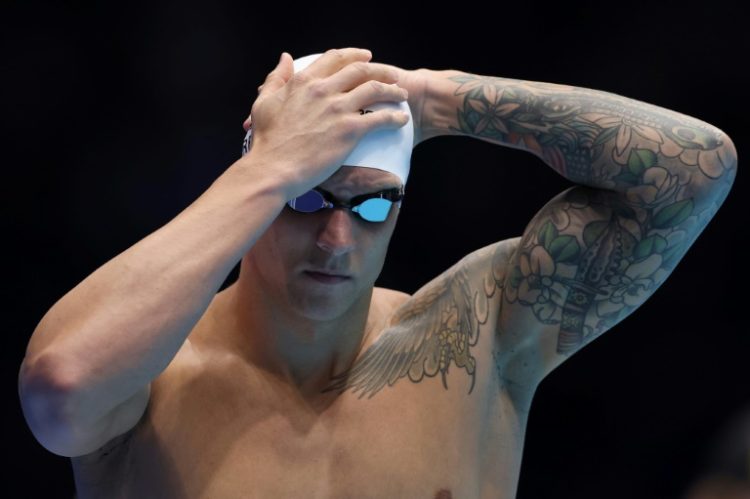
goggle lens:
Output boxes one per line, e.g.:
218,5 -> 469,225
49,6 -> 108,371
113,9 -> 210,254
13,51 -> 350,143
288,190 -> 325,212
352,198 -> 393,222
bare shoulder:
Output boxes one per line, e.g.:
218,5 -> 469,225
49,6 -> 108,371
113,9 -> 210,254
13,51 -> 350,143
377,236 -> 523,327
461,237 -> 523,276
330,239 -> 523,400
374,286 -> 412,308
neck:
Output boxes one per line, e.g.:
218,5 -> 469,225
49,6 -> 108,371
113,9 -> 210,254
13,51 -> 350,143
214,270 -> 379,400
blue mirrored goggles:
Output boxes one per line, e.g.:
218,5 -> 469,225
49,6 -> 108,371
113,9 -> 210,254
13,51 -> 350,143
286,186 -> 405,223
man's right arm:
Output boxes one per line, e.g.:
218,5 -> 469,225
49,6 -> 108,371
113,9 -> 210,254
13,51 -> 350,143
18,46 -> 411,458
18,154 -> 287,457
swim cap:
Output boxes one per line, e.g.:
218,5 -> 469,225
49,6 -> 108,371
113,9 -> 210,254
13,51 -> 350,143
242,52 -> 413,186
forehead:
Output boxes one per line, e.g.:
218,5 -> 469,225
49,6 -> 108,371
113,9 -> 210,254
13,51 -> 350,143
319,166 -> 402,194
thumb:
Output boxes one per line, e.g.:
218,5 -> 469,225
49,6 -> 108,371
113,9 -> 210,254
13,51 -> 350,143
258,52 -> 293,96
244,52 -> 292,131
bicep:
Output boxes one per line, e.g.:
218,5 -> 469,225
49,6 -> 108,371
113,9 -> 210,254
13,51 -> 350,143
493,183 -> 725,386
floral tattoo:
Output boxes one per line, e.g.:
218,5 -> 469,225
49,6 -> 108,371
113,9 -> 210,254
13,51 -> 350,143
447,73 -> 736,354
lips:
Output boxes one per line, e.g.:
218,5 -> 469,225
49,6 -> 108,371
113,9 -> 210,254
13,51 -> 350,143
305,269 -> 350,278
304,270 -> 351,284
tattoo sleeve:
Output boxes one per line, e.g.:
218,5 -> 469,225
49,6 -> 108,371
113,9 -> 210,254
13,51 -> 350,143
422,71 -> 738,375
322,73 -> 738,396
424,71 -> 736,196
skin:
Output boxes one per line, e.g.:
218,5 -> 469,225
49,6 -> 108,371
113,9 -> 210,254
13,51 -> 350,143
437,73 -> 737,386
323,67 -> 738,396
63,53 -> 738,499
207,165 -> 403,400
229,60 -> 738,403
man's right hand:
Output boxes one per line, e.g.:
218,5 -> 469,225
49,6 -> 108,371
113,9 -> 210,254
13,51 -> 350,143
240,48 -> 410,200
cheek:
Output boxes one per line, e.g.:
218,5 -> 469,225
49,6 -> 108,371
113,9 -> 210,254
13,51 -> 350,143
362,225 -> 396,270
254,218 -> 304,272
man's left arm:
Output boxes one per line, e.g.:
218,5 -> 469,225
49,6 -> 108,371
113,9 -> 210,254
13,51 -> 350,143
416,69 -> 738,386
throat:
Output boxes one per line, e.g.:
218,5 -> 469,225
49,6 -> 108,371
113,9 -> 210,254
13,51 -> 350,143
198,284 -> 395,403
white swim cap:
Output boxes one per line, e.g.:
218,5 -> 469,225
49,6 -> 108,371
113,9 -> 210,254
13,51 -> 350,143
242,52 -> 413,186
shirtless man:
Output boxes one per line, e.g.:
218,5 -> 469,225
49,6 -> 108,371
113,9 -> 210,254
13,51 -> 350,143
19,47 -> 737,498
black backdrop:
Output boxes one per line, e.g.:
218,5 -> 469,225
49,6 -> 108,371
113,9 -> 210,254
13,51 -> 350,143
5,0 -> 748,497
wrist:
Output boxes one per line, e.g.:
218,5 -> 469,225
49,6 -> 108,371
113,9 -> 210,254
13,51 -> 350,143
221,151 -> 292,206
419,69 -> 467,143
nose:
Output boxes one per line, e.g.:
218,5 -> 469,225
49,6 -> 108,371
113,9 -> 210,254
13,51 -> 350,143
316,208 -> 356,256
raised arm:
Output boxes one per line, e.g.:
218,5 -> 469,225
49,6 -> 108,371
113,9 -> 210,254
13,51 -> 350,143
18,48 -> 410,457
419,69 -> 737,386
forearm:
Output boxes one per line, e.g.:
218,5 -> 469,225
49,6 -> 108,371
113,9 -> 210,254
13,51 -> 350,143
21,155 -> 287,427
421,69 -> 737,197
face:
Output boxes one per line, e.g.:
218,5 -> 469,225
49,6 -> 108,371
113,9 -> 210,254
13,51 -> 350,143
243,166 -> 403,321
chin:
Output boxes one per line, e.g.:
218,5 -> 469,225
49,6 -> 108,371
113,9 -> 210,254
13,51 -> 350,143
288,280 -> 372,322
291,297 -> 356,322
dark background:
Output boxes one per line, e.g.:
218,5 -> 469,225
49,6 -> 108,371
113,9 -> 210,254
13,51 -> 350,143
5,0 -> 747,497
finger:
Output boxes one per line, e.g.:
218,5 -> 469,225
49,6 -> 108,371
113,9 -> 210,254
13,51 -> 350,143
354,108 -> 411,135
300,48 -> 372,79
346,79 -> 408,112
326,61 -> 401,93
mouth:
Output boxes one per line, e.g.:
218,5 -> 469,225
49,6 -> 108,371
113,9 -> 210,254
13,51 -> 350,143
304,271 -> 351,284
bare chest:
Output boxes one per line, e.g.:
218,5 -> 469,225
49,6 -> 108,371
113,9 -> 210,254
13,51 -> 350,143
71,293 -> 531,498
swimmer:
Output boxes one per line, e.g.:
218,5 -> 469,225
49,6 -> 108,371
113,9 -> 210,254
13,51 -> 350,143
19,47 -> 737,498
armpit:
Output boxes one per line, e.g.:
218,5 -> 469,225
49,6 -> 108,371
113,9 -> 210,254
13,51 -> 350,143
71,423 -> 137,466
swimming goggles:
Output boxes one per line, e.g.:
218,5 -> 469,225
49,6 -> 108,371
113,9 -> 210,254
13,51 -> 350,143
287,186 -> 405,223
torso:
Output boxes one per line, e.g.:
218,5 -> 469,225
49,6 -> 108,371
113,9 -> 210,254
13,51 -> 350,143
71,273 -> 535,498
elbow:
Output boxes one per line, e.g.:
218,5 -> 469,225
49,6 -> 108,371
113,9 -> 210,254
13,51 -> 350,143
18,354 -> 81,456
694,129 -> 738,204
719,130 -> 738,179
714,131 -> 738,201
